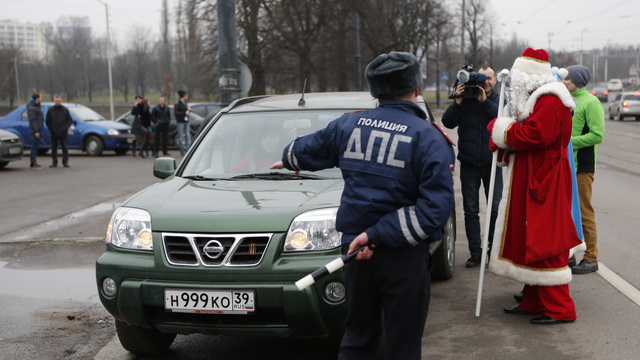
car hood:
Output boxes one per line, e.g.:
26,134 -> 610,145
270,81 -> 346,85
124,177 -> 344,233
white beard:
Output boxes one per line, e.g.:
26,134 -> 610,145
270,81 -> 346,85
510,69 -> 557,121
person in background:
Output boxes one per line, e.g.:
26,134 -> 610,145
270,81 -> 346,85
174,90 -> 192,155
442,64 -> 502,268
563,65 -> 605,274
130,95 -> 144,157
137,98 -> 154,158
45,95 -> 73,168
152,95 -> 171,156
27,92 -> 44,169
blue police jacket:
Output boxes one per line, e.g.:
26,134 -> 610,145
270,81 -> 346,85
281,99 -> 455,249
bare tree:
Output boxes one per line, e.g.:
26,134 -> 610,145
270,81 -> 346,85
131,26 -> 151,97
160,0 -> 173,100
463,0 -> 490,66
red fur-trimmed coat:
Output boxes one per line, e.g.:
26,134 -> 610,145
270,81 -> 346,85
488,82 -> 583,286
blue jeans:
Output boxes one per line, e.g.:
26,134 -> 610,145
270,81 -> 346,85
30,133 -> 40,164
459,162 -> 503,257
176,122 -> 191,154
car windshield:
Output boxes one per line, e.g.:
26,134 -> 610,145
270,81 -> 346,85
68,105 -> 105,122
182,110 -> 347,179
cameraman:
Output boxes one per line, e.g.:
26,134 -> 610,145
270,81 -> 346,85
442,64 -> 503,268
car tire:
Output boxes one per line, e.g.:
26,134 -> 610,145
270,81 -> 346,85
430,207 -> 456,281
85,135 -> 104,156
609,110 -> 614,120
37,148 -> 49,155
0,161 -> 8,169
115,319 -> 176,355
616,112 -> 624,121
114,148 -> 128,155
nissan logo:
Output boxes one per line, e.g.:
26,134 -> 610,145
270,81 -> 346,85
203,240 -> 225,259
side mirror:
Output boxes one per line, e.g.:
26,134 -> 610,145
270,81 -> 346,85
153,157 -> 177,179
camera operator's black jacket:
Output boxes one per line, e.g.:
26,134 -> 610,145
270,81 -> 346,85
441,90 -> 499,167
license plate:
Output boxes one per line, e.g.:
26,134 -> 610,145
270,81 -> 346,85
164,289 -> 255,314
127,138 -> 134,143
8,146 -> 21,154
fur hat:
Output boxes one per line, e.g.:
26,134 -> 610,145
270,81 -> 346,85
365,52 -> 421,98
511,48 -> 551,76
566,65 -> 591,88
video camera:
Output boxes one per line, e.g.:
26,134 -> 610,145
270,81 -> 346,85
448,65 -> 487,99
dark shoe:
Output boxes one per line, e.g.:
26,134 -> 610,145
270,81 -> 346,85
530,315 -> 575,325
63,164 -> 70,168
572,259 -> 598,274
30,162 -> 42,169
465,255 -> 481,268
139,150 -> 146,158
514,292 -> 524,303
569,257 -> 577,268
163,152 -> 170,156
49,163 -> 57,168
503,305 -> 529,315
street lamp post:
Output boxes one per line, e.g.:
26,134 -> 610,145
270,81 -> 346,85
580,29 -> 588,65
97,0 -> 115,121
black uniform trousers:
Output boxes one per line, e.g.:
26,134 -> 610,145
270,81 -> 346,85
339,245 -> 431,360
51,134 -> 69,165
154,123 -> 170,155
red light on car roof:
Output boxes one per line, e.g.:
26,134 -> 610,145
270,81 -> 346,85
634,93 -> 640,96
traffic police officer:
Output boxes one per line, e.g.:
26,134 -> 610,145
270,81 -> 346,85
272,52 -> 455,359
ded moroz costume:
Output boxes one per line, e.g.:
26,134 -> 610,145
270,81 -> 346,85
488,48 -> 583,324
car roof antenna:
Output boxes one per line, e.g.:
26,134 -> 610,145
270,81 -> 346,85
298,79 -> 307,107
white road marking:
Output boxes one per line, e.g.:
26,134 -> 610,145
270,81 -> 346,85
0,200 -> 120,243
598,262 -> 640,307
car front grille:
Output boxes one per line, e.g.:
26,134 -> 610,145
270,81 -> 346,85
0,137 -> 21,145
162,233 -> 272,267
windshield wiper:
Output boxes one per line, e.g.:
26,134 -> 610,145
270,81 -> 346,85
183,175 -> 227,181
230,172 -> 327,180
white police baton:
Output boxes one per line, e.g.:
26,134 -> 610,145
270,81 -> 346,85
295,245 -> 368,291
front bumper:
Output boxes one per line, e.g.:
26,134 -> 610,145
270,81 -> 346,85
95,241 -> 347,338
102,134 -> 135,149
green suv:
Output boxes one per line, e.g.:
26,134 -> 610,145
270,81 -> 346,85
95,92 -> 456,354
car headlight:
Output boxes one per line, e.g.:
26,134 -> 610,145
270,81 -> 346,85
106,207 -> 153,250
284,208 -> 342,252
107,128 -> 119,136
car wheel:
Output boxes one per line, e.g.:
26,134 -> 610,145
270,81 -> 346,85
85,135 -> 104,156
608,110 -> 614,120
114,148 -> 128,155
0,161 -> 8,169
616,111 -> 624,121
37,148 -> 49,155
173,133 -> 179,147
430,207 -> 456,281
115,320 -> 176,355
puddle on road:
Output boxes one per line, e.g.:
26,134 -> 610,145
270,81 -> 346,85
0,261 -> 99,303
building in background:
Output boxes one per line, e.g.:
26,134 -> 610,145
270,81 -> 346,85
0,19 -> 53,60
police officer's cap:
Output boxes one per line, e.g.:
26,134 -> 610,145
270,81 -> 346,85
365,52 -> 421,99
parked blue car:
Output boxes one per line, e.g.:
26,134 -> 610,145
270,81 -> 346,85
0,103 -> 134,156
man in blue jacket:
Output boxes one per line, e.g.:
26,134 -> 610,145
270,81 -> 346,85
442,65 -> 502,268
271,52 -> 455,360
